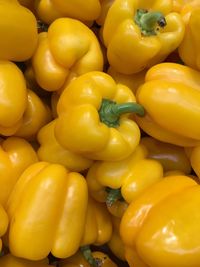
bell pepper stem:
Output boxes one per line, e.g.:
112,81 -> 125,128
135,9 -> 166,36
106,188 -> 123,207
80,245 -> 98,267
99,98 -> 145,127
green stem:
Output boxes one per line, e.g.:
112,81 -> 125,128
99,98 -> 145,127
80,245 -> 98,267
106,188 -> 123,207
134,9 -> 166,36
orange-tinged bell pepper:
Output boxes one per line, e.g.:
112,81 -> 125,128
31,18 -> 103,92
86,143 -> 163,215
0,137 -> 38,206
0,253 -> 50,267
0,61 -> 28,136
14,89 -> 52,141
102,0 -> 185,74
55,71 -> 144,161
6,162 -> 88,260
120,175 -> 199,267
0,0 -> 37,61
35,0 -> 101,25
0,204 -> 8,252
135,62 -> 200,146
178,1 -> 200,70
59,250 -> 118,267
37,119 -> 93,172
141,136 -> 191,174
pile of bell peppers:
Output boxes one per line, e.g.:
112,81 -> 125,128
1,0 -> 200,267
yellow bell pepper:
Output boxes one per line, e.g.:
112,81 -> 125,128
55,71 -> 144,161
120,175 -> 200,267
14,89 -> 52,141
37,119 -> 93,172
107,66 -> 146,94
135,62 -> 200,147
35,0 -> 101,25
31,18 -> 103,92
0,204 -> 8,252
59,197 -> 112,266
141,136 -> 191,174
6,162 -> 88,260
86,143 -> 163,213
0,61 -> 28,136
178,1 -> 200,70
108,215 -> 126,261
102,0 -> 185,74
0,253 -> 50,267
59,250 -> 118,267
0,137 -> 38,206
80,197 -> 112,247
0,0 -> 37,61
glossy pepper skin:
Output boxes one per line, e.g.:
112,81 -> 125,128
31,18 -> 103,92
15,89 -> 52,141
86,144 -> 163,213
120,175 -> 200,267
59,251 -> 118,267
6,162 -> 88,260
135,62 -> 200,147
37,119 -> 93,172
0,61 -> 27,136
0,253 -> 50,267
0,204 -> 8,252
141,136 -> 191,174
55,71 -> 144,161
35,0 -> 101,25
0,137 -> 38,206
178,1 -> 200,70
102,0 -> 185,74
0,0 -> 37,61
